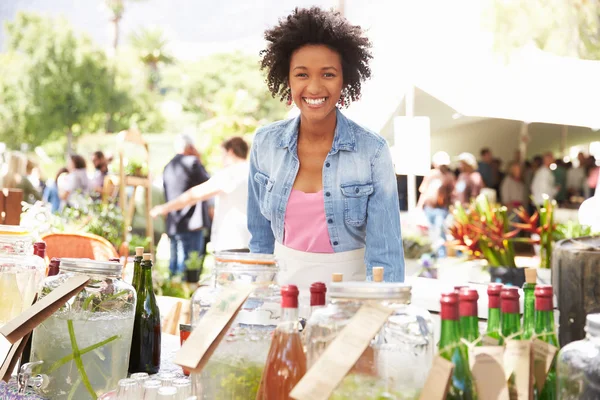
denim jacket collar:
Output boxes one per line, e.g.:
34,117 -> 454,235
276,108 -> 356,154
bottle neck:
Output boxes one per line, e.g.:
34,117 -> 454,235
534,310 -> 556,340
487,307 -> 501,331
439,319 -> 460,349
460,316 -> 479,342
501,312 -> 521,339
140,262 -> 153,291
522,284 -> 536,339
280,307 -> 300,333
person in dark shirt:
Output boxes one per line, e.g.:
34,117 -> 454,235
162,134 -> 210,277
478,148 -> 494,188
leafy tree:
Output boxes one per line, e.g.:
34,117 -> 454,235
485,0 -> 600,60
104,0 -> 147,50
129,27 -> 175,90
2,13 -> 116,152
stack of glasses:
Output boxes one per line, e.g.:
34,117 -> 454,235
113,373 -> 195,400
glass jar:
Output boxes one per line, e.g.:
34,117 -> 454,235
190,252 -> 281,400
0,225 -> 46,325
557,313 -> 600,399
27,258 -> 136,399
304,282 -> 434,399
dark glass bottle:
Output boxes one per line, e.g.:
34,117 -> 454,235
129,253 -> 161,374
439,292 -> 477,400
499,287 -> 521,345
485,283 -> 503,342
535,285 -> 557,400
459,288 -> 480,343
131,246 -> 144,292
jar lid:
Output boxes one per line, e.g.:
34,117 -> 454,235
60,258 -> 123,275
329,282 -> 411,301
214,251 -> 277,265
0,225 -> 29,235
586,314 -> 600,335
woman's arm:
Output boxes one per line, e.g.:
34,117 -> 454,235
151,178 -> 222,217
364,143 -> 405,282
247,137 -> 275,254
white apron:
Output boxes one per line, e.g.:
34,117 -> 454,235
274,242 -> 366,291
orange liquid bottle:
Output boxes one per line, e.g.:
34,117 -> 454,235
256,285 -> 306,400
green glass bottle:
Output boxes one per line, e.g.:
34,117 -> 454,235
131,246 -> 144,292
499,287 -> 521,345
485,283 -> 503,342
439,292 -> 477,400
535,285 -> 557,400
129,253 -> 161,374
522,282 -> 536,340
459,288 -> 480,343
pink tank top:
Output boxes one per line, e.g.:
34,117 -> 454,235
283,189 -> 334,253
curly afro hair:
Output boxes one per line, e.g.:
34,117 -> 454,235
260,7 -> 372,108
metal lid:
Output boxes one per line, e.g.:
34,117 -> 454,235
59,258 -> 123,275
329,282 -> 411,301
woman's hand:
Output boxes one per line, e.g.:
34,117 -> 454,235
150,205 -> 167,218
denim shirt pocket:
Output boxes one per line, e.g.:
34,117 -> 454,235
340,182 -> 373,227
254,171 -> 275,218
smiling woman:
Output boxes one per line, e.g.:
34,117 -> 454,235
248,7 -> 405,288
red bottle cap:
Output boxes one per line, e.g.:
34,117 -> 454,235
33,241 -> 46,258
48,258 -> 60,277
500,287 -> 520,314
535,285 -> 554,311
281,285 -> 300,308
310,282 -> 327,307
454,285 -> 467,293
440,292 -> 459,320
459,288 -> 479,317
487,283 -> 503,309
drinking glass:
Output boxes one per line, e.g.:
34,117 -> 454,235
173,378 -> 191,399
157,386 -> 177,400
143,379 -> 162,400
117,378 -> 139,400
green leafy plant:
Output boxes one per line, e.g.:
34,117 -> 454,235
185,251 -> 204,271
554,220 -> 593,241
124,159 -> 148,177
449,195 -> 519,267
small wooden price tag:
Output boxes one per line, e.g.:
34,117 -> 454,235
174,283 -> 253,373
504,340 -> 534,400
0,275 -> 90,382
418,355 -> 454,400
532,339 -> 558,393
470,346 -> 509,400
289,303 -> 394,400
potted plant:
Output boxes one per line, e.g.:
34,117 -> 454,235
448,195 -> 524,286
184,251 -> 204,283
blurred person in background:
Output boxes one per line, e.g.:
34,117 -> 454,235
478,148 -> 494,188
162,133 -> 210,277
43,167 -> 69,213
491,158 -> 505,199
567,152 -> 587,198
587,156 -> 599,198
553,158 -> 568,205
1,152 -> 41,203
500,161 -> 526,212
531,152 -> 558,205
60,154 -> 90,205
417,151 -> 455,257
454,152 -> 483,205
151,136 -> 251,252
90,151 -> 109,194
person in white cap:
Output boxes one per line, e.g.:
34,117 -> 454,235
417,151 -> 455,257
454,152 -> 483,205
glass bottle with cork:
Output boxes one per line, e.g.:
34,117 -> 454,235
256,285 -> 306,400
535,285 -> 557,400
331,273 -> 343,283
522,268 -> 537,340
438,292 -> 477,400
131,246 -> 144,292
485,283 -> 503,344
459,288 -> 480,344
129,253 -> 161,374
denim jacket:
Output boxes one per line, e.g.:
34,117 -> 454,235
247,109 -> 405,282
